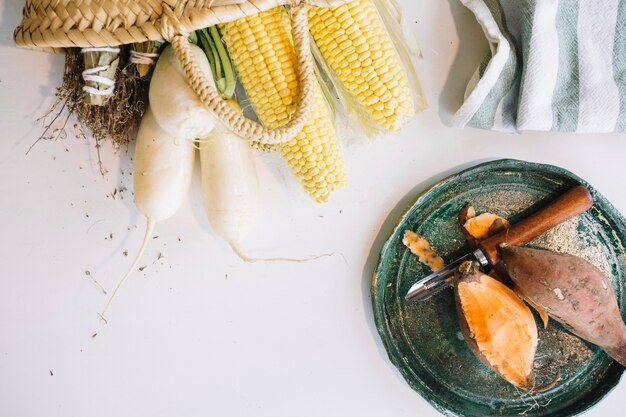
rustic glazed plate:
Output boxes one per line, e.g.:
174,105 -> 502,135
372,159 -> 626,417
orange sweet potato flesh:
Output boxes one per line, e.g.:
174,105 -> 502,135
460,208 -> 550,326
501,245 -> 626,366
455,261 -> 538,389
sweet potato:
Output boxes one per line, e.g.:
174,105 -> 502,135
514,286 -> 549,329
454,261 -> 538,389
501,245 -> 626,366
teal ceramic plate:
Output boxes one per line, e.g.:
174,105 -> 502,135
372,159 -> 626,417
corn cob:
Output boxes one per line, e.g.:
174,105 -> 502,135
308,0 -> 419,131
220,7 -> 346,202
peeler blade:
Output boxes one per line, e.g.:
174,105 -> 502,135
404,254 -> 472,302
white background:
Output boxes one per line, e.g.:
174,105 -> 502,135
1,1 -> 625,416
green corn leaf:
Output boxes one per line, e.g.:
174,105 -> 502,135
197,30 -> 216,80
188,31 -> 198,45
210,26 -> 236,98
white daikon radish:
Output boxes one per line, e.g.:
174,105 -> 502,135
198,102 -> 332,263
101,44 -> 217,319
133,109 -> 196,222
101,108 -> 196,319
199,114 -> 259,256
149,44 -> 217,138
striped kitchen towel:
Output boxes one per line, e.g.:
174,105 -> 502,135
453,0 -> 626,133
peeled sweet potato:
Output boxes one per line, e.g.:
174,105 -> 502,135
514,286 -> 549,329
501,245 -> 626,366
454,261 -> 538,389
459,207 -> 550,326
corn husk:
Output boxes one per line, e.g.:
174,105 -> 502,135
310,0 -> 426,138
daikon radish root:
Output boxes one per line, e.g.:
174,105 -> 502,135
199,103 -> 259,256
133,110 -> 196,222
501,245 -> 626,366
454,261 -> 538,389
101,43 -> 217,319
402,230 -> 444,271
100,108 -> 196,319
149,44 -> 217,138
199,102 -> 335,264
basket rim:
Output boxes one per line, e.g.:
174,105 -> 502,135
13,0 -> 352,50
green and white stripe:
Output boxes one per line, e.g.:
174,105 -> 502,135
551,0 -> 579,132
616,0 -> 626,132
453,0 -> 626,133
453,0 -> 519,132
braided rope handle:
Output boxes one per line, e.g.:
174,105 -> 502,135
164,4 -> 315,147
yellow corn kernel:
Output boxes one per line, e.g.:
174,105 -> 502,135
309,0 -> 416,131
220,7 -> 346,202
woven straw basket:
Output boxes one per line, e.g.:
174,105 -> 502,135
14,0 -> 353,146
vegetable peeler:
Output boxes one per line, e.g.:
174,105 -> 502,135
404,185 -> 594,302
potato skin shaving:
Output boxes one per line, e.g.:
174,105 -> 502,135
463,213 -> 510,240
402,230 -> 445,272
458,205 -> 478,249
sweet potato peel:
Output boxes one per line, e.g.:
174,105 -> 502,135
402,230 -> 444,272
463,213 -> 510,240
458,205 -> 478,249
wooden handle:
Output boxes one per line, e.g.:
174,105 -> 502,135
478,185 -> 593,266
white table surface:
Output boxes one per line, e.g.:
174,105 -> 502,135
1,1 -> 625,416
